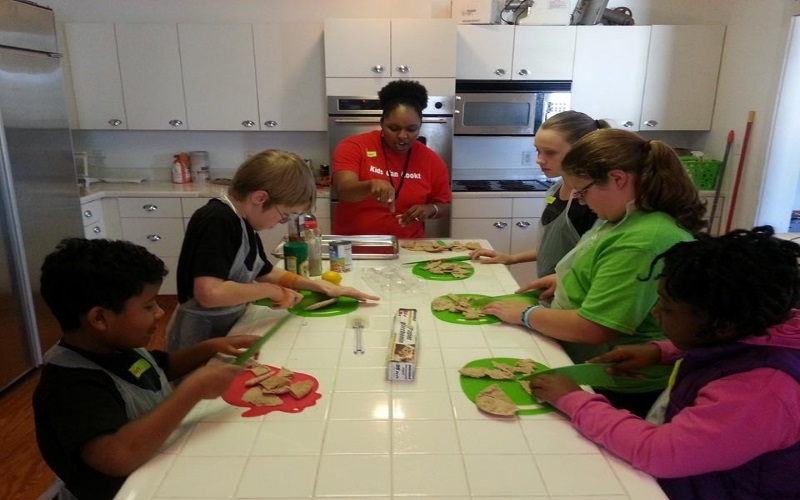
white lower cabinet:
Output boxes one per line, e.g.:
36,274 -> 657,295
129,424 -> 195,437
118,197 -> 184,295
451,196 -> 545,285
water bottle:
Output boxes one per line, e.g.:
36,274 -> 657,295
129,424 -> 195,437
301,213 -> 323,277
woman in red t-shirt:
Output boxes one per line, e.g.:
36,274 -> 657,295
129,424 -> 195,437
332,80 -> 451,238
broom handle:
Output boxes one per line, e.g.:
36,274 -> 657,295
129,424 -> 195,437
725,111 -> 755,234
708,130 -> 734,233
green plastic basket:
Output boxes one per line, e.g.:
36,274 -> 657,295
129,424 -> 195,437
680,157 -> 721,191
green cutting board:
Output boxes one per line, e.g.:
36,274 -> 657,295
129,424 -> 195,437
431,292 -> 539,325
460,358 -> 554,416
412,259 -> 474,281
254,290 -> 358,318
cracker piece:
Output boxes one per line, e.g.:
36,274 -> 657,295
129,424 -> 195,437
485,368 -> 515,380
459,366 -> 489,378
475,384 -> 517,417
259,375 -> 292,393
242,387 -> 283,406
247,364 -> 272,377
288,380 -> 314,399
513,358 -> 537,375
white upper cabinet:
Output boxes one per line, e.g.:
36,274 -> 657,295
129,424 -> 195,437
324,18 -> 456,79
456,25 -> 514,80
571,26 -> 651,130
64,23 -> 127,130
572,25 -> 725,131
178,24 -> 260,131
457,25 -> 576,80
115,24 -> 187,130
253,22 -> 326,131
512,26 -> 576,80
640,25 -> 726,131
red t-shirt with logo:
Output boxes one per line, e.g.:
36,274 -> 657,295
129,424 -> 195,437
332,130 -> 451,238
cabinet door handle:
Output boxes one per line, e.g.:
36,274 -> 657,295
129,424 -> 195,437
147,234 -> 162,242
622,121 -> 634,128
108,119 -> 123,127
371,65 -> 385,74
494,68 -> 506,76
264,120 -> 278,128
493,221 -> 508,229
517,68 -> 529,76
242,120 -> 256,128
396,65 -> 409,73
143,204 -> 158,212
644,120 -> 658,127
83,210 -> 93,218
169,119 -> 183,127
515,221 -> 531,228
92,226 -> 102,234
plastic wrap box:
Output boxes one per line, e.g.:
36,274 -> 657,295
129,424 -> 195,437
451,0 -> 502,25
387,308 -> 418,381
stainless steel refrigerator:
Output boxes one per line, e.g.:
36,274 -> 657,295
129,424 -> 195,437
0,0 -> 83,391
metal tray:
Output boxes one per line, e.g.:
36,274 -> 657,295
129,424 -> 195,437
271,235 -> 399,260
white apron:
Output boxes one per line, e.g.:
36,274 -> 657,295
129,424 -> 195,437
167,196 -> 266,351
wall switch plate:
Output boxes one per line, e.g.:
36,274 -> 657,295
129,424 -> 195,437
521,150 -> 535,166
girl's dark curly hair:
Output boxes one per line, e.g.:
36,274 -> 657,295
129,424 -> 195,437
647,226 -> 800,340
378,79 -> 428,120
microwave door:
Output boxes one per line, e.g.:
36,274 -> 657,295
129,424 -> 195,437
455,93 -> 537,136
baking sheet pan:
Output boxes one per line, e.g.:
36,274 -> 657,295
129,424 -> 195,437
271,235 -> 398,260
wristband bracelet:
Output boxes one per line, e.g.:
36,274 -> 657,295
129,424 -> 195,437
278,271 -> 301,288
430,203 -> 439,219
521,304 -> 544,329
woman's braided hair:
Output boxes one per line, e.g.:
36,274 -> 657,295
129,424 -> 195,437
648,226 -> 800,339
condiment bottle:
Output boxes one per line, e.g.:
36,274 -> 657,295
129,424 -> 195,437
301,213 -> 323,277
287,214 -> 302,242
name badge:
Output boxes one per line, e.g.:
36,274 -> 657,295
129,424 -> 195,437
366,150 -> 377,158
129,358 -> 152,379
546,196 -> 556,204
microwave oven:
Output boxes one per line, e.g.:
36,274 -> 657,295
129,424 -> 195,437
454,80 -> 571,136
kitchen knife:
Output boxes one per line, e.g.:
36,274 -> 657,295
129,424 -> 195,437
520,363 -> 672,392
402,255 -> 472,265
230,314 -> 292,366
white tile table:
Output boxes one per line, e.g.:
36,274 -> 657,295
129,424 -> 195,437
116,240 -> 666,500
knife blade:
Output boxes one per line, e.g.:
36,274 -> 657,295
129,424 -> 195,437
230,314 -> 292,366
519,363 -> 672,391
402,255 -> 472,265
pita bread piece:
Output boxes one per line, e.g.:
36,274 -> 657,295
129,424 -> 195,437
304,297 -> 338,311
288,380 -> 314,399
475,384 -> 518,417
242,387 -> 283,407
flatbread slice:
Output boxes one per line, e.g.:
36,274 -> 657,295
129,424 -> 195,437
475,384 -> 517,417
288,380 -> 314,399
242,387 -> 283,406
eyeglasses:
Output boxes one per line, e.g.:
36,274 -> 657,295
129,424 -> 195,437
272,204 -> 290,223
572,181 -> 595,199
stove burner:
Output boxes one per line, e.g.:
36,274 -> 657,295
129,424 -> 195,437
452,179 -> 554,192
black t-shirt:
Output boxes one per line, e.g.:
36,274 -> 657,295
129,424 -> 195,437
541,193 -> 597,236
32,344 -> 170,500
176,199 -> 273,303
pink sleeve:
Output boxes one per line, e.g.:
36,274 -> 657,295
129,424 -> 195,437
651,339 -> 685,363
556,368 -> 800,478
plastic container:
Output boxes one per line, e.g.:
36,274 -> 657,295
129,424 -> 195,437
301,214 -> 323,277
171,153 -> 191,184
680,157 -> 722,190
189,151 -> 210,184
284,241 -> 309,277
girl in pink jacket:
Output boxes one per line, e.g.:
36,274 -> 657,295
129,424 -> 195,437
530,226 -> 800,499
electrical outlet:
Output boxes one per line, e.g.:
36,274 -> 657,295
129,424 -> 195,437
521,150 -> 535,166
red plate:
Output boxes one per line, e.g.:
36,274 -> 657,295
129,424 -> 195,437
222,366 -> 322,418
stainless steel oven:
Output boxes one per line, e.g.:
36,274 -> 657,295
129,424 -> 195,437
327,95 -> 454,238
454,80 -> 571,136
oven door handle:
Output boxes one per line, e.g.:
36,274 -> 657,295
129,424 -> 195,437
331,118 -> 451,124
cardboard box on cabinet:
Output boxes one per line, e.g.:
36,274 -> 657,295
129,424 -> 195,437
451,0 -> 502,24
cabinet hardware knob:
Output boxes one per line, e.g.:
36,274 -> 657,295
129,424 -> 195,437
83,210 -> 93,218
517,69 -> 529,76
516,221 -> 531,228
147,234 -> 162,242
644,120 -> 658,127
493,221 -> 508,229
242,120 -> 256,128
494,68 -> 506,76
108,119 -> 122,126
168,119 -> 183,127
92,226 -> 101,234
396,65 -> 409,73
622,121 -> 634,128
371,65 -> 385,74
143,204 -> 158,212
264,120 -> 278,127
